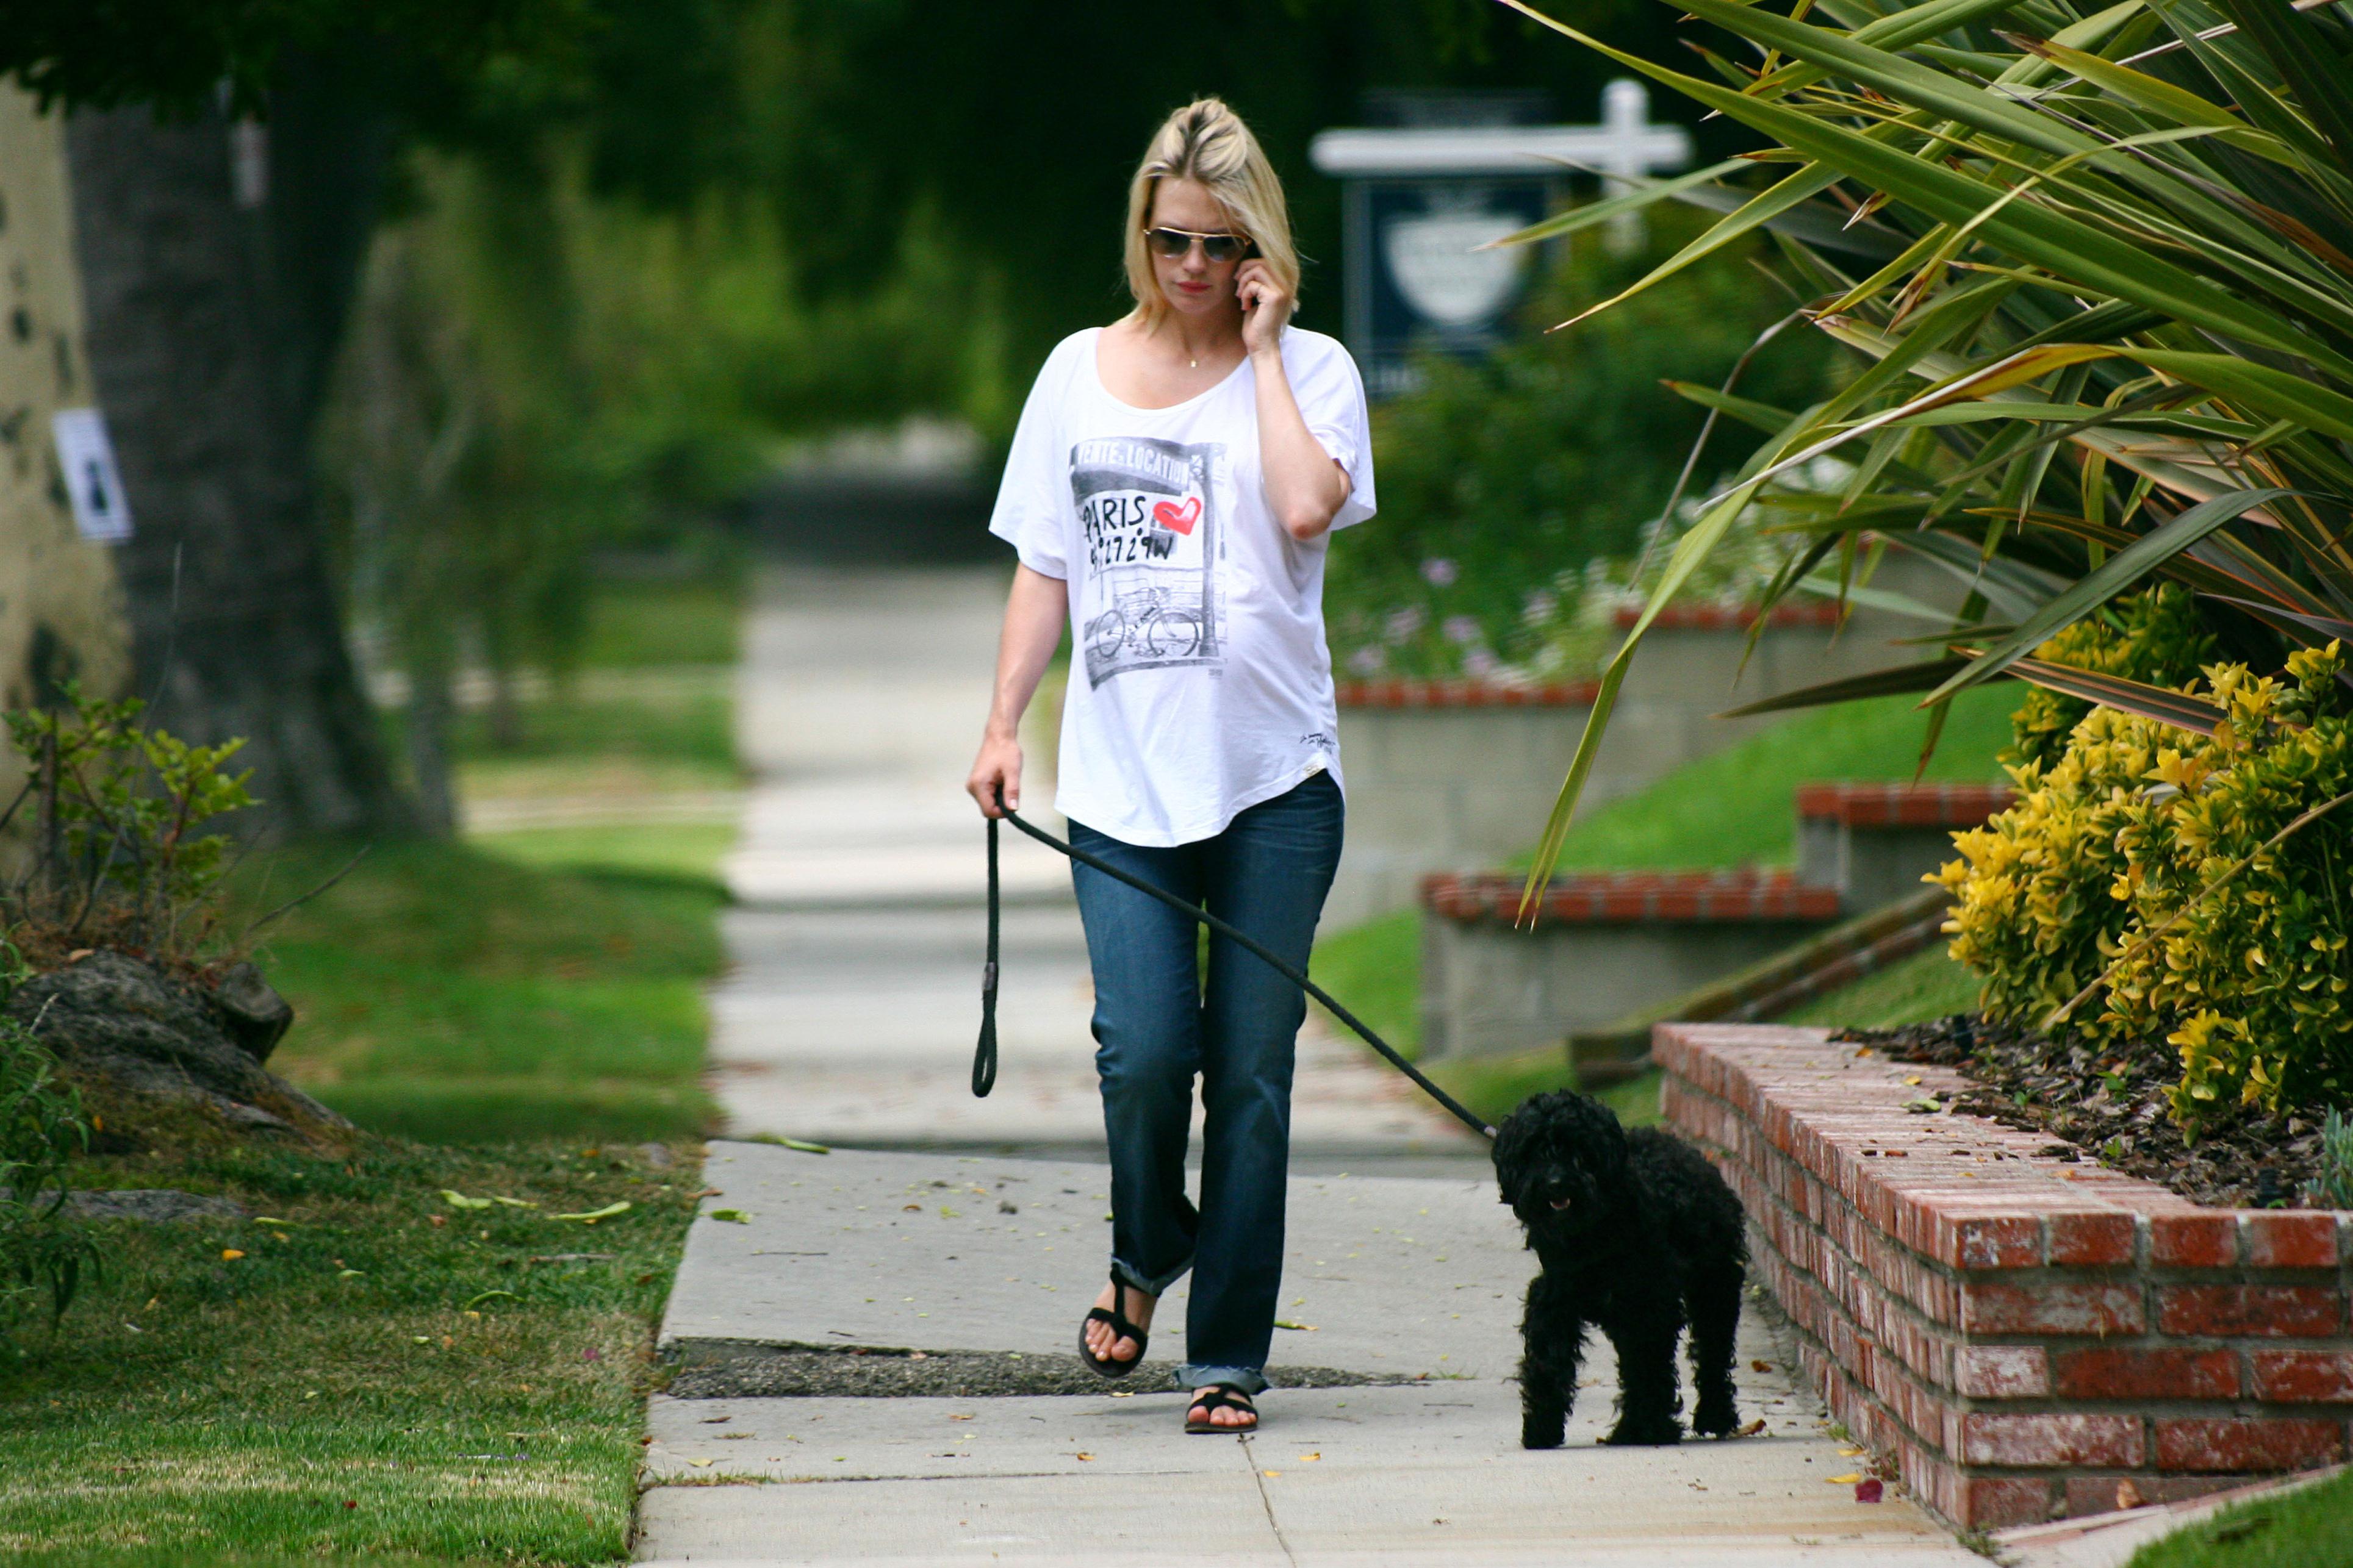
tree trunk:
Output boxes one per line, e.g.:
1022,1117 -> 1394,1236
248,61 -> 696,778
63,87 -> 409,838
405,659 -> 458,836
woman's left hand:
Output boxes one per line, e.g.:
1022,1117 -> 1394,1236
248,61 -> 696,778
1236,259 -> 1291,359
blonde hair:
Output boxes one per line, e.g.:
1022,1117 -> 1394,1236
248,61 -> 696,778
1122,98 -> 1299,330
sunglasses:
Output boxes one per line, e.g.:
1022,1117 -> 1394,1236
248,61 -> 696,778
1145,227 -> 1252,264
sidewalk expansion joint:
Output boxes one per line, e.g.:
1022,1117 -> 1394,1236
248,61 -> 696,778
1237,1432 -> 1300,1567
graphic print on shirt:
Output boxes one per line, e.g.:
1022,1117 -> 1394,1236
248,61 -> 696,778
1070,435 -> 1224,688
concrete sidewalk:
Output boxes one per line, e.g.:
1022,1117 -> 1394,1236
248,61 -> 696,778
708,565 -> 1476,1161
648,565 -> 1982,1562
635,1143 -> 1979,1566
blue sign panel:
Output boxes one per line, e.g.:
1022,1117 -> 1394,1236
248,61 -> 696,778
1347,178 -> 1557,399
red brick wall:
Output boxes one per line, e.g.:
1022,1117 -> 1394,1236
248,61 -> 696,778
1656,1023 -> 2353,1531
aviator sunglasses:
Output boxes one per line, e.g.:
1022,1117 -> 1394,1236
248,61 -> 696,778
1145,226 -> 1252,263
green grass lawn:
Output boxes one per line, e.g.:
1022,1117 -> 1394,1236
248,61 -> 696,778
470,822 -> 739,883
2126,1469 -> 2353,1567
575,571 -> 744,670
1783,943 -> 1981,1030
2,562 -> 745,1564
234,840 -> 722,1147
1,1137 -> 695,1566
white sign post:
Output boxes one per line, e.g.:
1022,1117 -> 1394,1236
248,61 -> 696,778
51,408 -> 134,544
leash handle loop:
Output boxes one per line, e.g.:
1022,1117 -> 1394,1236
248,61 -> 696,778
972,811 -> 1000,1098
977,797 -> 1494,1140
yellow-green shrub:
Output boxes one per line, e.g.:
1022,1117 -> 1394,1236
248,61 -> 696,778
2004,585 -> 2217,772
1941,645 -> 2353,1119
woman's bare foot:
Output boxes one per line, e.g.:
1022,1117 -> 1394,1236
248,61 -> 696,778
1082,1278 -> 1154,1367
1185,1386 -> 1257,1431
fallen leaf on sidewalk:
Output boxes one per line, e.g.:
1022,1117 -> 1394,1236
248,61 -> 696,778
1262,1470 -> 1281,1478
1273,1320 -> 1318,1331
1736,1419 -> 1766,1437
1827,1473 -> 1861,1485
706,1209 -> 750,1223
947,1414 -> 973,1422
1837,1446 -> 1864,1456
750,1134 -> 830,1155
1855,1479 -> 1884,1503
687,1458 -> 714,1468
1073,1453 -> 1094,1462
1751,1360 -> 1772,1372
1298,1453 -> 1321,1462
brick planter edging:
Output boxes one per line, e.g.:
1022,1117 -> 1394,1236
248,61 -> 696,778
1656,1023 -> 2353,1532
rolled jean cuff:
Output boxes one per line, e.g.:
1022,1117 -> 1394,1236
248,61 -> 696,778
1179,1363 -> 1268,1397
1112,1253 -> 1191,1298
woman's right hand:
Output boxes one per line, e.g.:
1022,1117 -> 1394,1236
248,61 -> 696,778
968,730 -> 1023,818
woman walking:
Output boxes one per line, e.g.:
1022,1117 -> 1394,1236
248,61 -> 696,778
966,98 -> 1374,1434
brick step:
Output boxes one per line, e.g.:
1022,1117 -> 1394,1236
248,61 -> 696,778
1423,868 -> 1842,926
1796,781 -> 2018,828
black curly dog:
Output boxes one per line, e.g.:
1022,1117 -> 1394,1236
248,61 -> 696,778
1493,1090 -> 1748,1448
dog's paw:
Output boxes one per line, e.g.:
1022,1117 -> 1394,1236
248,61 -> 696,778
1520,1423 -> 1566,1451
1691,1401 -> 1739,1439
1603,1417 -> 1683,1447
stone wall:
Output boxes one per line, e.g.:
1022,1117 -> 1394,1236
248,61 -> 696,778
1659,1023 -> 2353,1531
0,87 -> 132,789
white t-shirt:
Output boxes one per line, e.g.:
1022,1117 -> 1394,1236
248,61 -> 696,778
989,325 -> 1376,847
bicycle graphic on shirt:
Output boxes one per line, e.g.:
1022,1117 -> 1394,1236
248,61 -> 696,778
1069,435 -> 1224,687
1083,567 -> 1209,673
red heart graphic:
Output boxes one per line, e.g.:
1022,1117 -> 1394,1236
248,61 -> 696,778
1152,496 -> 1201,536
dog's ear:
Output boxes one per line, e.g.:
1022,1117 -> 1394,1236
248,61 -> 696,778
1491,1108 -> 1532,1205
1584,1100 -> 1633,1187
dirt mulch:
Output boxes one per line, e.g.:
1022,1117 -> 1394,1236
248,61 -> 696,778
1833,1014 -> 2332,1210
666,1346 -> 1408,1400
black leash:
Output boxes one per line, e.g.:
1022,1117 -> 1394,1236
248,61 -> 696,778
974,797 -> 1496,1140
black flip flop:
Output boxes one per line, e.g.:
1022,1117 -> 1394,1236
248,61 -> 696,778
1077,1271 -> 1150,1377
1185,1385 -> 1257,1433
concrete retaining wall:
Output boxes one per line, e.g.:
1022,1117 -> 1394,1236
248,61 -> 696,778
1660,1023 -> 2353,1531
1328,575 -> 1956,927
1419,871 -> 1839,1059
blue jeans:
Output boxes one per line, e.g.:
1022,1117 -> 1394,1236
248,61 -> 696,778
1068,771 -> 1345,1396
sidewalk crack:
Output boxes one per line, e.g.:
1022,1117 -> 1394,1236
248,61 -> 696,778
1237,1433 -> 1298,1568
